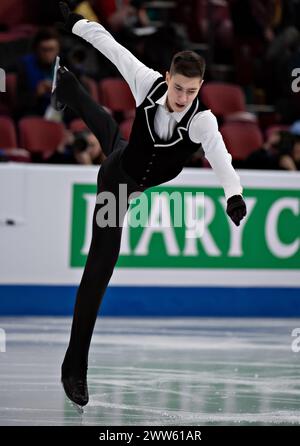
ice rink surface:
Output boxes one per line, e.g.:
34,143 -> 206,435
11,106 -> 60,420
0,317 -> 300,426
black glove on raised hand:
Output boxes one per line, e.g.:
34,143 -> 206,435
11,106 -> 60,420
58,2 -> 85,32
226,195 -> 247,226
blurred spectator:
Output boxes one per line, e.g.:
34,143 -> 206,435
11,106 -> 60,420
279,136 -> 300,170
73,130 -> 106,165
230,0 -> 295,45
263,1 -> 300,106
16,27 -> 60,117
229,0 -> 295,88
46,129 -> 106,165
245,129 -> 294,169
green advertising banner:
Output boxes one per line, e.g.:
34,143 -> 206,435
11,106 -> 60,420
70,184 -> 300,270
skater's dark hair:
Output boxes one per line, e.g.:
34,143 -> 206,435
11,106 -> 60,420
169,50 -> 205,79
32,27 -> 60,50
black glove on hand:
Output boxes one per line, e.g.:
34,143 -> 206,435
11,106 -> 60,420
59,2 -> 84,32
226,195 -> 247,226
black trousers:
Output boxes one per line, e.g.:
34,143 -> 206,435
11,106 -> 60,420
57,71 -> 144,376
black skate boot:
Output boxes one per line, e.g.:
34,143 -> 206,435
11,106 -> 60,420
61,360 -> 89,412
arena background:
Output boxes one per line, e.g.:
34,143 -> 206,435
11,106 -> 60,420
1,0 -> 300,428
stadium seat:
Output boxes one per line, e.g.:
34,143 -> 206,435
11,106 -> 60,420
0,116 -> 17,148
98,78 -> 135,116
0,32 -> 26,43
0,0 -> 38,27
120,118 -> 134,141
9,24 -> 38,38
69,118 -> 88,133
220,121 -> 263,161
19,117 -> 65,155
200,82 -> 250,119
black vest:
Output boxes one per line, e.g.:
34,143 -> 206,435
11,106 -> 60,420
121,76 -> 207,188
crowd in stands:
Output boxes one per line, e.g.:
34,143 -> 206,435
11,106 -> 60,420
0,0 -> 300,170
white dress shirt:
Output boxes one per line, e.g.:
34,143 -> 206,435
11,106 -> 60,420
72,20 -> 243,199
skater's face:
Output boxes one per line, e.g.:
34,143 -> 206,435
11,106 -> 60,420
36,39 -> 60,65
165,72 -> 203,113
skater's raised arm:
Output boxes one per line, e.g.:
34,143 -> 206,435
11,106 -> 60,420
59,2 -> 161,106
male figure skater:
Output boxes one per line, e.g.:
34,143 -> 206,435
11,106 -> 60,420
54,2 -> 247,408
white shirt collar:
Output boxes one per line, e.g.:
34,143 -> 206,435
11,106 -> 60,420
155,91 -> 193,123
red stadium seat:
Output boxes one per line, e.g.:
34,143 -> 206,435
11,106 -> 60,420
200,82 -> 246,117
220,122 -> 264,161
98,78 -> 135,115
0,116 -> 17,148
0,32 -> 27,43
19,117 -> 65,155
9,24 -> 38,38
120,118 -> 134,141
0,0 -> 38,27
69,109 -> 113,135
69,118 -> 88,133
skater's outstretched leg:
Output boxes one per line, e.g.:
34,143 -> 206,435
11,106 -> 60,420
53,67 -> 124,156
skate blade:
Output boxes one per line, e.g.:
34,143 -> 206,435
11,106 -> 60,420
51,56 -> 61,94
51,55 -> 67,111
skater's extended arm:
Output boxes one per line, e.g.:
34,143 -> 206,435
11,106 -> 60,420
59,2 -> 161,106
189,111 -> 246,225
72,20 -> 161,106
190,111 -> 243,201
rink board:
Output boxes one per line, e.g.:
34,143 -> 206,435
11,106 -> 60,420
0,164 -> 299,315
